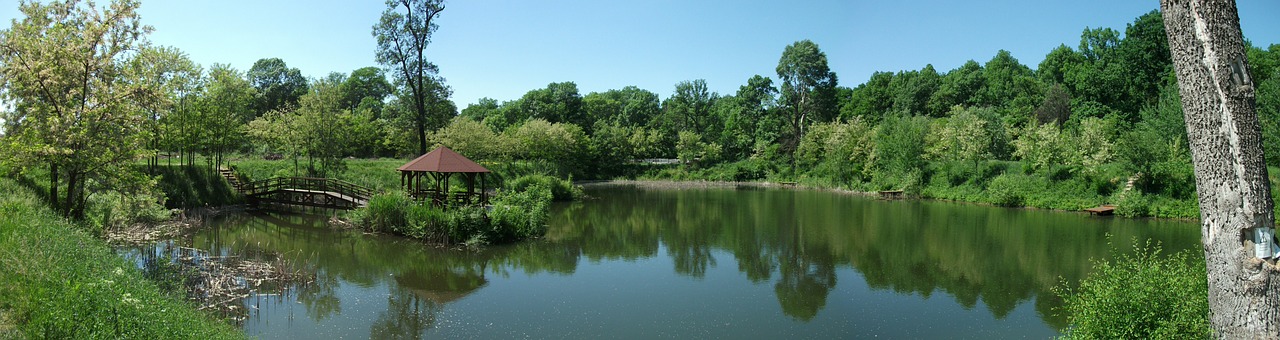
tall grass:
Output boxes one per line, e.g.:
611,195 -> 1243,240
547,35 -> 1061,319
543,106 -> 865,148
154,165 -> 241,209
348,184 -> 552,246
0,178 -> 242,339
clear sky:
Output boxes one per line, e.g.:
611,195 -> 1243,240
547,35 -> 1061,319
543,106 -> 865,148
2,0 -> 1278,109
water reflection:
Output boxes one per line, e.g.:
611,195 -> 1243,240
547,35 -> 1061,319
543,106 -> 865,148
164,185 -> 1198,338
547,185 -> 1197,328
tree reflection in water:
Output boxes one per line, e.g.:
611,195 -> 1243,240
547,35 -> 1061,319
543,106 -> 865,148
547,185 -> 1199,327
174,186 -> 1198,337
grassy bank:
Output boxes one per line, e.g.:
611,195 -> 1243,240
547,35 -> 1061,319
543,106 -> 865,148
154,165 -> 242,209
0,177 -> 243,339
638,159 -> 1218,220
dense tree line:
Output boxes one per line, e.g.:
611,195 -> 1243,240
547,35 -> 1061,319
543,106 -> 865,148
3,1 -> 1279,219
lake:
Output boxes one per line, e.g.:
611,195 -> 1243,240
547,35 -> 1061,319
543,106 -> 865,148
137,184 -> 1201,338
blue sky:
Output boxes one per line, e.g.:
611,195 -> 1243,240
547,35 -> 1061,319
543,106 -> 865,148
2,1 -> 1278,108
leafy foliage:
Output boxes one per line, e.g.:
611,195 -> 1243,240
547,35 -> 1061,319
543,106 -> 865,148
350,184 -> 552,246
1055,240 -> 1210,339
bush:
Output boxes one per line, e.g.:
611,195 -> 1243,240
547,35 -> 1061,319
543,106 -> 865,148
489,183 -> 552,243
349,184 -> 552,246
507,174 -> 581,201
986,173 -> 1030,207
1055,240 -> 1210,339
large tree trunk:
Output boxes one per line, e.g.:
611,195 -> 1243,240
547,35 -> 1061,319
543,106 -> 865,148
1161,0 -> 1280,337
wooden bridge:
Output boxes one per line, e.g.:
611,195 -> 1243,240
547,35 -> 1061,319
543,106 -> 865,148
222,169 -> 373,210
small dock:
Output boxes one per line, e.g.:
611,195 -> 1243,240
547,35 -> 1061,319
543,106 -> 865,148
878,190 -> 904,200
1085,205 -> 1117,216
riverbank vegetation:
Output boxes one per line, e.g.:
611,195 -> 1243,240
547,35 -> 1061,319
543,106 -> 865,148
0,0 -> 1272,336
1055,240 -> 1210,338
0,178 -> 242,339
347,180 -> 552,247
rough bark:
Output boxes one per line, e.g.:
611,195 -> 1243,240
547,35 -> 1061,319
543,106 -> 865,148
1161,0 -> 1280,337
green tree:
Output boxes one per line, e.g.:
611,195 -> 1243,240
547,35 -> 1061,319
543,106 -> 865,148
925,106 -> 991,167
1118,10 -> 1172,111
1246,44 -> 1279,85
892,65 -> 941,116
736,75 -> 782,155
1037,44 -> 1084,86
1012,122 -> 1071,173
675,131 -> 721,169
127,45 -> 200,171
431,116 -> 508,161
200,63 -> 256,168
247,57 -> 308,116
873,114 -> 929,191
842,71 -> 894,122
0,0 -> 159,217
777,40 -> 838,159
976,50 -> 1039,113
511,82 -> 585,129
460,97 -> 500,123
582,86 -> 661,129
506,119 -> 587,177
342,66 -> 394,117
1257,77 -> 1280,166
1034,83 -> 1072,126
660,79 -> 718,138
374,0 -> 448,155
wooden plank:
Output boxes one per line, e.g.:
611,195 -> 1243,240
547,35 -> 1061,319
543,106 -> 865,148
1085,205 -> 1117,216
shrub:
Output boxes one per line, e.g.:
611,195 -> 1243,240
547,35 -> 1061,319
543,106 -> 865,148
1055,240 -> 1210,339
489,183 -> 552,242
986,174 -> 1028,207
507,174 -> 581,201
349,183 -> 553,246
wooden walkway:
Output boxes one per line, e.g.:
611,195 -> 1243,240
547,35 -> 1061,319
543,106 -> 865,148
220,168 -> 373,210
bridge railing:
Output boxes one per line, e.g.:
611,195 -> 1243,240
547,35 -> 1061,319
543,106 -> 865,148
244,177 -> 375,202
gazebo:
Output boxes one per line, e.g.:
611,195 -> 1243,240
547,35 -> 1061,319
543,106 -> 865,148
398,146 -> 491,206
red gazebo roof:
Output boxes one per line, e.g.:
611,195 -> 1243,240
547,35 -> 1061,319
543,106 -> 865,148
397,146 -> 490,173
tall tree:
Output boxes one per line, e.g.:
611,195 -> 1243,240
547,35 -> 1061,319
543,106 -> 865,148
777,40 -> 838,156
0,0 -> 154,217
200,63 -> 256,168
582,86 -> 661,129
661,79 -> 717,137
1161,0 -> 1280,336
374,0 -> 447,155
127,45 -> 200,171
247,57 -> 308,116
342,66 -> 394,116
513,82 -> 585,129
842,71 -> 894,122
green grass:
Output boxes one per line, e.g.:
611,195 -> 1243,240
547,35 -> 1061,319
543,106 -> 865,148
0,177 -> 243,339
154,165 -> 242,209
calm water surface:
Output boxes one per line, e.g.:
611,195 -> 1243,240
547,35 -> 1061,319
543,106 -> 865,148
158,185 -> 1200,338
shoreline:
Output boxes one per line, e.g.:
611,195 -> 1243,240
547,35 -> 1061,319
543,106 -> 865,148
578,179 -> 1202,223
